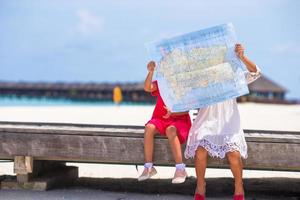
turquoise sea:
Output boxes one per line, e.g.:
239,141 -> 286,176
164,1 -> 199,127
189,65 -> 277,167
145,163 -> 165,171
0,96 -> 151,106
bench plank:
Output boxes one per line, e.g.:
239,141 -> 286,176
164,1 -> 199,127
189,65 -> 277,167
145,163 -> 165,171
0,121 -> 299,171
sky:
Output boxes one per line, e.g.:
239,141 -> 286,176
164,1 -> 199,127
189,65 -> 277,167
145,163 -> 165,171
0,0 -> 299,99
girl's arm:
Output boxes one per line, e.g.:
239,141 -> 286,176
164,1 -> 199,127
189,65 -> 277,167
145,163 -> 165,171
144,61 -> 157,93
235,44 -> 258,72
163,106 -> 189,119
235,44 -> 261,84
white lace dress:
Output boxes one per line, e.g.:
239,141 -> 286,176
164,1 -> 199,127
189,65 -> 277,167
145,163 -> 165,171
185,68 -> 261,159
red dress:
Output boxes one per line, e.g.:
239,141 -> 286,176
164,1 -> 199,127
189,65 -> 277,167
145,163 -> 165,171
146,81 -> 191,144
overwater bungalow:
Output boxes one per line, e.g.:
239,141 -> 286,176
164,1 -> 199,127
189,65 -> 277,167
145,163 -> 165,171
239,75 -> 288,103
0,74 -> 292,104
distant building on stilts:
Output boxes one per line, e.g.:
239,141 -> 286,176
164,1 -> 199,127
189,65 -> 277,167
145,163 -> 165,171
239,75 -> 288,103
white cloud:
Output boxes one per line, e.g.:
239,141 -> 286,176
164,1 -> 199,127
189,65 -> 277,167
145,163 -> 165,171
77,9 -> 103,36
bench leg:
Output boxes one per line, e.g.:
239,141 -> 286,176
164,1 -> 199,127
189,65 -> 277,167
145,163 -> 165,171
13,156 -> 34,183
1,157 -> 78,190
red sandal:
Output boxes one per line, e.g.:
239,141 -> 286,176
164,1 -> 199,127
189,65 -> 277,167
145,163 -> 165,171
233,194 -> 244,200
194,193 -> 205,200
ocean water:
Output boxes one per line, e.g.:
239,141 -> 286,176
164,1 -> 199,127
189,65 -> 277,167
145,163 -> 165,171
0,96 -> 151,107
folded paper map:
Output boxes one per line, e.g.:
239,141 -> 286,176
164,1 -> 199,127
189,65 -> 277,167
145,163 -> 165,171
146,23 -> 249,112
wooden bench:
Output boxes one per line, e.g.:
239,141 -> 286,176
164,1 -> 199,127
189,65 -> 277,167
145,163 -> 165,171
0,121 -> 299,190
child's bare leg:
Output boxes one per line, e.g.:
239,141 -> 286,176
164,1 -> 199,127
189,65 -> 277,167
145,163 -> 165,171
166,125 -> 187,184
227,151 -> 244,195
144,124 -> 158,163
195,147 -> 208,195
165,126 -> 182,164
138,124 -> 158,181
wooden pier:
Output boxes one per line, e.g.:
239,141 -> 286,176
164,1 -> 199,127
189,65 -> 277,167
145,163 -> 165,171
0,81 -> 154,103
1,81 -> 297,104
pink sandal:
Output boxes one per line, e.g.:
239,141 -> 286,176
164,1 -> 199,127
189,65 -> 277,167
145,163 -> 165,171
233,194 -> 244,200
194,193 -> 205,200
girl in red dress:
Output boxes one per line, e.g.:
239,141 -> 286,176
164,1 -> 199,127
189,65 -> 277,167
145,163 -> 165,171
138,61 -> 192,184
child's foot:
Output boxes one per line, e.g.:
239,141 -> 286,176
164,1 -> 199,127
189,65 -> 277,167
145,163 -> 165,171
234,182 -> 244,197
195,182 -> 206,197
194,193 -> 205,200
138,167 -> 157,181
233,194 -> 244,200
233,183 -> 245,200
171,169 -> 187,184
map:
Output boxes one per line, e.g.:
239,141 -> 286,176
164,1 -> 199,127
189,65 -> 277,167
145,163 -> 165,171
146,23 -> 249,112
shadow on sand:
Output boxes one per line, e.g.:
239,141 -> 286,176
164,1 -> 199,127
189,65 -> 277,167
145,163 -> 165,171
72,176 -> 300,199
1,175 -> 299,199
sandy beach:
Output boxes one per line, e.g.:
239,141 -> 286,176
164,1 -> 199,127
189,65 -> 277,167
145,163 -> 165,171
0,103 -> 299,131
0,103 -> 299,199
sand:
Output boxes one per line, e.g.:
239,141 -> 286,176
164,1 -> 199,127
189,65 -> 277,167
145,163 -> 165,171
0,103 -> 299,131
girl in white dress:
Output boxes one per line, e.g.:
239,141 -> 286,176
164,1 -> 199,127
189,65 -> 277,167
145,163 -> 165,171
185,44 -> 261,200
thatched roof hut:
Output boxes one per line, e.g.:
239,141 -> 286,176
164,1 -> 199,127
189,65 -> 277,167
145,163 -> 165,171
247,75 -> 288,101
